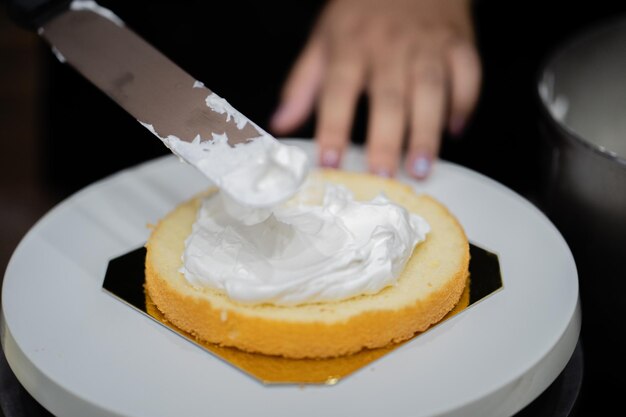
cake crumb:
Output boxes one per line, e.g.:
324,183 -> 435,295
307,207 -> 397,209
325,377 -> 339,386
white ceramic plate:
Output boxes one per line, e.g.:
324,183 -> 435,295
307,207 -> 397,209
1,140 -> 579,417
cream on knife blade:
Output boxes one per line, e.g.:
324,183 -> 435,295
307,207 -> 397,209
8,0 -> 309,207
139,96 -> 309,209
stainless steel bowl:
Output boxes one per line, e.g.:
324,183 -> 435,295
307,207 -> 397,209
538,16 -> 626,388
539,16 -> 626,263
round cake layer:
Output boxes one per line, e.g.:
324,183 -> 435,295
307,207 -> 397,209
145,170 -> 469,358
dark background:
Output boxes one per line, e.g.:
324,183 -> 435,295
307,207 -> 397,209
36,0 -> 626,200
2,1 -> 625,415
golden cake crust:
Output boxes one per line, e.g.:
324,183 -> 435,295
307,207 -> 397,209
145,170 -> 469,358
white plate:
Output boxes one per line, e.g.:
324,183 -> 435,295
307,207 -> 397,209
1,140 -> 580,417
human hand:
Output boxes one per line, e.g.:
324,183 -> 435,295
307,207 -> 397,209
270,0 -> 481,179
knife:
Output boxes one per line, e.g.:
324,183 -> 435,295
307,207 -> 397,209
7,0 -> 308,206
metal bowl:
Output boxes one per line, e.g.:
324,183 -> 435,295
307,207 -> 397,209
537,15 -> 626,391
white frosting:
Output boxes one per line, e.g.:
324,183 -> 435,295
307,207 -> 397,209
139,91 -> 309,209
205,93 -> 249,130
140,125 -> 308,210
181,179 -> 430,306
51,46 -> 66,63
70,0 -> 125,27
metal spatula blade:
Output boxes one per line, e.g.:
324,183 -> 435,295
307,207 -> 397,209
41,6 -> 263,145
7,0 -> 309,207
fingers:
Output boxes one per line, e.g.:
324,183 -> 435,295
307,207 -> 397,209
315,47 -> 365,168
366,44 -> 408,177
447,41 -> 481,136
270,37 -> 324,135
405,54 -> 447,179
275,0 -> 481,179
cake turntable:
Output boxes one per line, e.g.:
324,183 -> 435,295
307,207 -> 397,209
1,140 -> 580,417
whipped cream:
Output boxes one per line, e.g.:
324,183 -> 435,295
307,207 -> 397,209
51,46 -> 66,63
205,93 -> 248,130
140,91 -> 308,210
160,131 -> 308,211
181,179 -> 430,306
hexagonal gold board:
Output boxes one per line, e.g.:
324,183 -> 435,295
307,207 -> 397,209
103,244 -> 501,385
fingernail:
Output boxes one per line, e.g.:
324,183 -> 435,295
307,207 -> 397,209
320,149 -> 340,168
449,116 -> 466,137
409,154 -> 432,179
371,168 -> 393,178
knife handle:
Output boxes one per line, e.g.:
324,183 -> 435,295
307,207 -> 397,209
6,0 -> 72,30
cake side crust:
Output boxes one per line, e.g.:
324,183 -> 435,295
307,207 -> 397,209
145,170 -> 469,358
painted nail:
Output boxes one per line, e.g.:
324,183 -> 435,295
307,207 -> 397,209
320,149 -> 341,168
371,168 -> 393,178
449,116 -> 466,137
410,154 -> 432,179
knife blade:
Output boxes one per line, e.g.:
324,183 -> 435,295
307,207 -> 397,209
40,4 -> 262,145
7,0 -> 309,207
